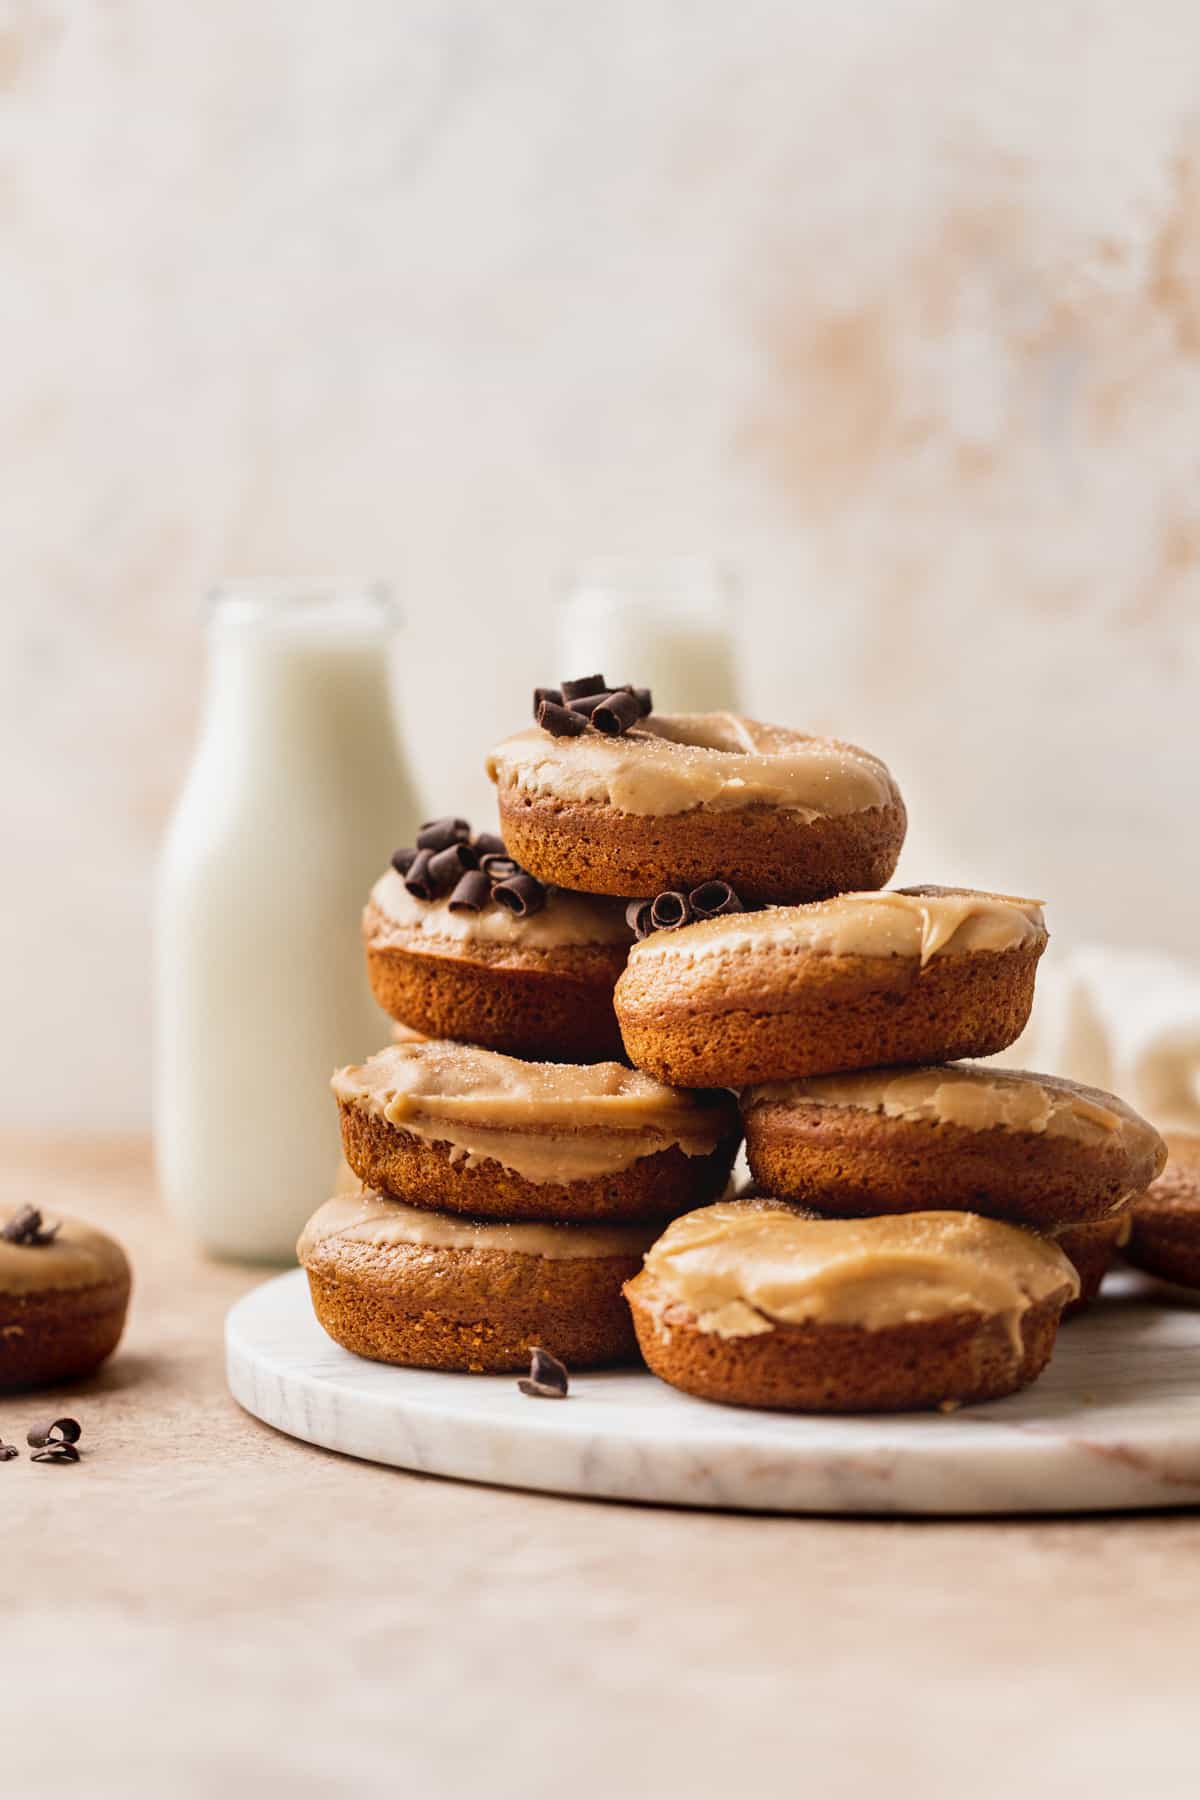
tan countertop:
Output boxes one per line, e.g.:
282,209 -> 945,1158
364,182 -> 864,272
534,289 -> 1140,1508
1,1132 -> 1198,1799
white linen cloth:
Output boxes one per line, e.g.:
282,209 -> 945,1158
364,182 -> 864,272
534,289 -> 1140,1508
995,945 -> 1200,1134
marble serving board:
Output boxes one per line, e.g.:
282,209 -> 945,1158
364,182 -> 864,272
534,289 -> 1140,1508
226,1268 -> 1200,1515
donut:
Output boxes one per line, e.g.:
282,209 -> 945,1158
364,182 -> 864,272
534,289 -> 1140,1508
1121,1134 -> 1200,1289
486,712 -> 906,905
332,1038 -> 742,1223
364,867 -> 632,1061
623,1200 -> 1078,1412
614,886 -> 1048,1088
741,1063 -> 1165,1228
299,1191 -> 655,1372
0,1208 -> 131,1391
1054,1214 -> 1130,1316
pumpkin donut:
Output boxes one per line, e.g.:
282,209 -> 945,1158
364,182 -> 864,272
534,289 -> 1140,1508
1121,1134 -> 1200,1290
486,711 -> 905,906
624,1200 -> 1078,1412
741,1063 -> 1165,1228
614,886 -> 1049,1089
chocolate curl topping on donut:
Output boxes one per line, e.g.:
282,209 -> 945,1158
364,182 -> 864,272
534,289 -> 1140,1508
416,816 -> 471,853
390,846 -> 419,876
447,870 -> 491,913
533,676 -> 652,737
1,1206 -> 60,1247
629,881 -> 747,940
689,880 -> 744,920
402,847 -> 438,899
492,871 -> 547,917
426,842 -> 478,892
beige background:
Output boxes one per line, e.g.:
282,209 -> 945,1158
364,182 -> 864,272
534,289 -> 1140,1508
2,1 -> 1199,1127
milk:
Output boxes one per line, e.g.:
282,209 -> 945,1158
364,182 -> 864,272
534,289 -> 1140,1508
556,558 -> 741,713
154,585 -> 418,1261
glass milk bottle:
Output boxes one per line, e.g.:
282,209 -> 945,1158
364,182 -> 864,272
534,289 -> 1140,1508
556,556 -> 741,712
154,582 -> 417,1261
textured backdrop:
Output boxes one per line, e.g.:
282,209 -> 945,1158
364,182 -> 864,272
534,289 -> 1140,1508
2,1 -> 1198,1126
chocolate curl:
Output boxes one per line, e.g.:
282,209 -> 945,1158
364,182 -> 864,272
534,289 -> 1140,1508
532,687 -> 563,717
448,870 -> 491,913
560,674 -> 607,701
416,816 -> 471,852
480,853 -> 520,882
537,700 -> 587,738
649,891 -> 692,931
592,691 -> 642,736
492,871 -> 547,917
565,691 -> 612,718
390,846 -> 419,876
632,686 -> 653,717
625,899 -> 654,941
473,832 -> 508,859
517,1345 -> 569,1399
689,880 -> 744,920
403,848 -> 437,899
426,842 -> 478,893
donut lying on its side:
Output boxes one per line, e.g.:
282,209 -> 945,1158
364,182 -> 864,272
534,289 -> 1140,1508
1121,1135 -> 1200,1290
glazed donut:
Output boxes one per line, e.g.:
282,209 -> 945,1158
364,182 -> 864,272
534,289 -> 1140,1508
364,867 -> 632,1061
486,712 -> 906,905
614,886 -> 1048,1088
741,1064 -> 1165,1228
623,1200 -> 1078,1412
1121,1134 -> 1200,1290
1054,1214 -> 1130,1316
299,1191 -> 655,1372
332,1038 -> 741,1223
0,1208 -> 131,1391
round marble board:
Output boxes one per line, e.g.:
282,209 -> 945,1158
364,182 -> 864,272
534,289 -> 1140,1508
226,1268 -> 1200,1515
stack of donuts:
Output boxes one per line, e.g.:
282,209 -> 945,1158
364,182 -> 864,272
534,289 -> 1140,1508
298,675 -> 1169,1413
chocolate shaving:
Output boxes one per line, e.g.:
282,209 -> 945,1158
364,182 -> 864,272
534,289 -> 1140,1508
416,816 -> 471,853
403,847 -> 438,899
447,869 -> 491,913
27,1418 -> 82,1463
537,700 -> 587,738
564,691 -> 610,718
426,842 -> 478,892
625,899 -> 653,939
533,686 -> 563,712
560,674 -> 607,702
479,853 -> 520,881
1,1206 -> 60,1247
517,1345 -> 569,1399
689,880 -> 744,920
0,1442 -> 17,1463
632,686 -> 653,717
492,871 -> 547,917
473,832 -> 508,860
592,690 -> 642,736
649,890 -> 692,931
390,846 -> 418,876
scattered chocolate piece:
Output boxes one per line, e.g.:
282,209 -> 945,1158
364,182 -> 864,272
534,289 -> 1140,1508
560,674 -> 607,702
564,691 -> 611,718
473,832 -> 508,860
632,686 -> 653,717
27,1418 -> 82,1464
532,686 -> 563,713
537,700 -> 588,738
1,1206 -> 60,1247
447,870 -> 491,913
689,880 -> 744,920
0,1442 -> 17,1463
625,899 -> 653,939
592,690 -> 642,736
427,842 -> 478,892
492,871 -> 547,918
416,816 -> 471,853
390,846 -> 418,876
403,847 -> 438,900
649,890 -> 692,931
517,1345 -> 570,1399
